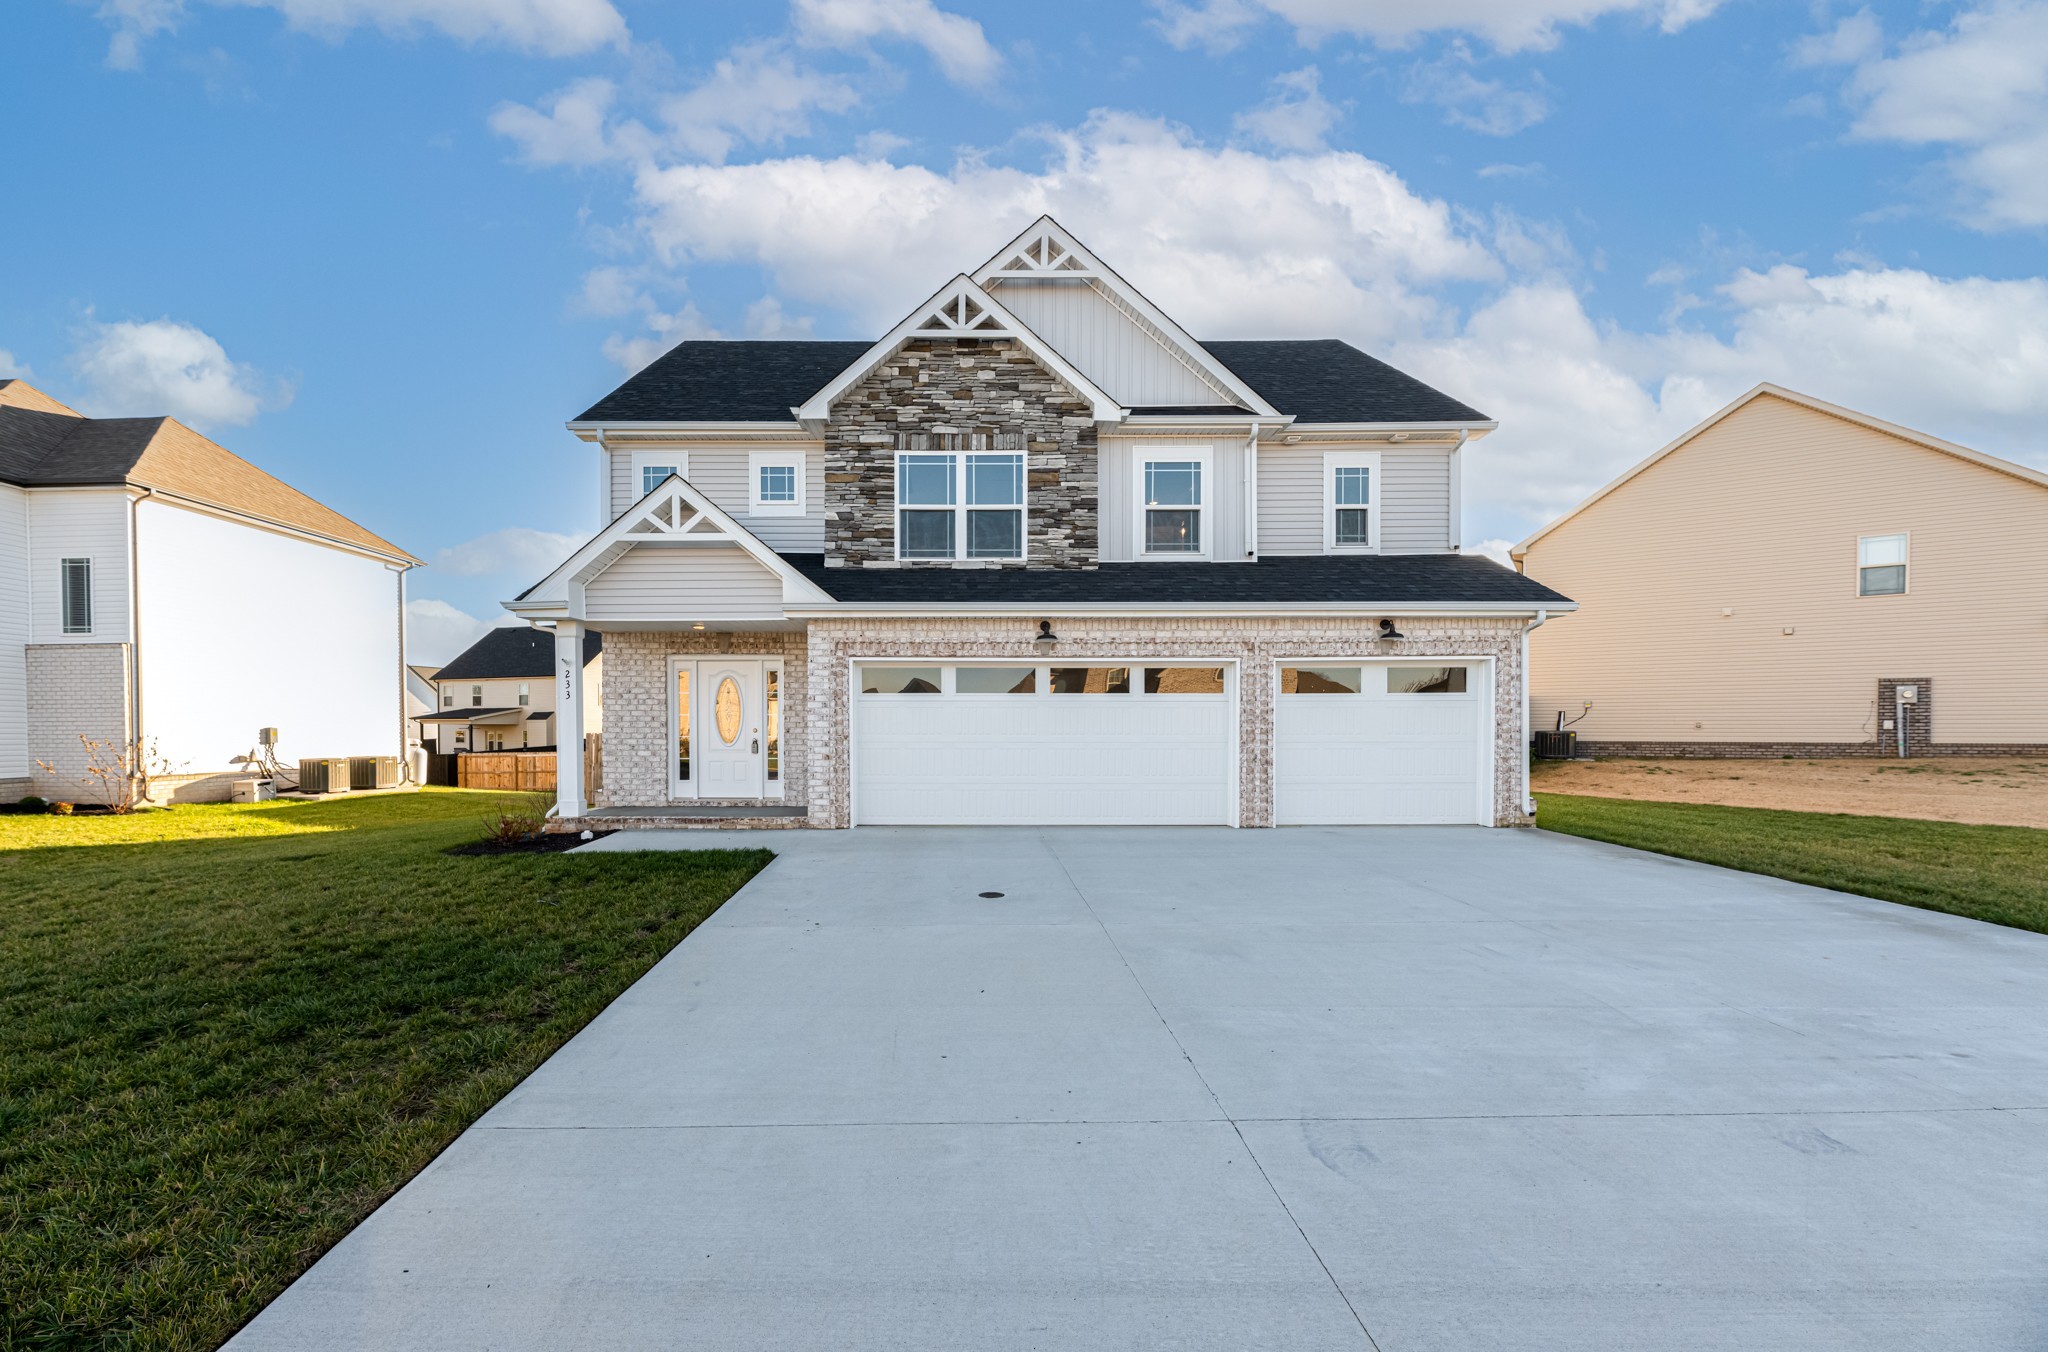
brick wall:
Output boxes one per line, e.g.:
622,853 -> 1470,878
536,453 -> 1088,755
824,338 -> 1099,569
801,615 -> 1530,828
595,630 -> 808,808
26,643 -> 132,803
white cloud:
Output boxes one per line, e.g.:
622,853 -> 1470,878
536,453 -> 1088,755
0,350 -> 30,380
1806,1 -> 2048,229
1467,537 -> 1516,565
1476,161 -> 1545,179
432,526 -> 582,577
489,77 -> 653,168
68,317 -> 285,429
1153,0 -> 1720,54
1233,66 -> 1343,151
96,0 -> 625,67
404,598 -> 519,665
1403,44 -> 1550,134
792,0 -> 1000,86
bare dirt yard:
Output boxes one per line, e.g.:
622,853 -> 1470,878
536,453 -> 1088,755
1532,756 -> 2048,830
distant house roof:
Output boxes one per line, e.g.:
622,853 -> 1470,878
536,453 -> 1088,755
779,551 -> 1567,606
435,625 -> 601,680
407,664 -> 441,683
571,338 -> 1486,427
417,707 -> 524,723
0,381 -> 416,563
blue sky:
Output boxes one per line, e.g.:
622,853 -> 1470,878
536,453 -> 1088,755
7,0 -> 2047,661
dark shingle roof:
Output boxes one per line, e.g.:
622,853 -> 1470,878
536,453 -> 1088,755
572,339 -> 1482,426
576,341 -> 874,423
418,707 -> 523,722
435,626 -> 602,680
0,408 -> 167,484
1203,340 -> 1488,424
779,552 -> 1567,606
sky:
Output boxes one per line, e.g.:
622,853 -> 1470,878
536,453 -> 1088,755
7,0 -> 2047,663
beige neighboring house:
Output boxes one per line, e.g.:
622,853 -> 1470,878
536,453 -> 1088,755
1514,384 -> 2048,758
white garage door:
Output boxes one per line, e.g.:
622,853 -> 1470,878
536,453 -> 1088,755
853,662 -> 1236,825
1275,661 -> 1490,825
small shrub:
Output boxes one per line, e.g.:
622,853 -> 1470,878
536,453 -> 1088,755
49,802 -> 74,816
479,799 -> 547,845
17,796 -> 46,812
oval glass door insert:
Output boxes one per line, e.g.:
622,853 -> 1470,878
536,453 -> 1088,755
715,676 -> 742,745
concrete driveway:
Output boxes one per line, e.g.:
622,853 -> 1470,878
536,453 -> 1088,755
228,827 -> 2048,1351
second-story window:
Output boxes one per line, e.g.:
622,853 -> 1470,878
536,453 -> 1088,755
631,451 -> 688,499
1137,451 -> 1208,557
1859,533 -> 1908,596
750,452 -> 806,516
442,692 -> 453,707
471,684 -> 483,707
896,451 -> 1024,560
1324,451 -> 1380,551
518,681 -> 530,707
60,558 -> 92,634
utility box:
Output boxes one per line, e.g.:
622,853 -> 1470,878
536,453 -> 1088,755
297,759 -> 352,794
1532,730 -> 1578,760
348,756 -> 402,790
230,778 -> 276,803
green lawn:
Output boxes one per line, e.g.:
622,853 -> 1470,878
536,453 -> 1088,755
1536,792 -> 2048,935
0,791 -> 769,1351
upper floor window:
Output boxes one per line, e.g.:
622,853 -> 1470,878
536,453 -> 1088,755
518,682 -> 531,707
631,451 -> 687,499
1859,533 -> 1908,596
750,452 -> 806,516
1325,451 -> 1380,551
442,692 -> 453,707
471,684 -> 483,707
60,558 -> 92,634
897,452 -> 1024,560
1138,450 -> 1208,557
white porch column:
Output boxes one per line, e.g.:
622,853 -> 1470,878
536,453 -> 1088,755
554,620 -> 587,818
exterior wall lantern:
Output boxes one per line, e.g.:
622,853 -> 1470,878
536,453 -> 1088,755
1032,620 -> 1059,656
1378,618 -> 1404,640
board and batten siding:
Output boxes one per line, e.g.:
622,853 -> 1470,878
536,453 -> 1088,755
0,485 -> 29,776
583,544 -> 784,620
1522,393 -> 2048,747
1255,444 -> 1454,555
607,444 -> 826,552
28,487 -> 131,644
134,499 -> 401,773
985,281 -> 1235,409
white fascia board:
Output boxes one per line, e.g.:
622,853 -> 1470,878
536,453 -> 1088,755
972,216 -> 1283,419
568,421 -> 807,440
795,274 -> 1124,423
1282,421 -> 1498,439
125,486 -> 417,568
784,601 -> 1577,619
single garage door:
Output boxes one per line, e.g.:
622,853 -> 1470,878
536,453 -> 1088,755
853,662 -> 1236,825
1274,661 -> 1490,825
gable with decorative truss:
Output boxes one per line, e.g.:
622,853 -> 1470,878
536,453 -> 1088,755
507,474 -> 832,619
973,217 -> 1279,416
794,275 -> 1122,424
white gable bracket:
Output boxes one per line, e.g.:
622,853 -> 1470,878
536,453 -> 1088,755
794,274 -> 1125,424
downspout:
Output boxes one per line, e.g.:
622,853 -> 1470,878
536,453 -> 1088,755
1521,607 -> 1548,818
129,489 -> 150,800
1244,423 -> 1260,560
1448,429 -> 1468,550
596,429 -> 611,528
397,564 -> 411,783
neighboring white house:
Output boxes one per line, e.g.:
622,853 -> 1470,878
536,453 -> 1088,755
510,218 -> 1574,830
417,626 -> 602,753
405,663 -> 439,748
0,379 -> 419,803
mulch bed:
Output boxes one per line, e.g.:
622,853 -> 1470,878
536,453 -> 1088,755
444,830 -> 616,857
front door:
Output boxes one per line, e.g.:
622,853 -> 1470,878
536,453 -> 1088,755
697,660 -> 764,798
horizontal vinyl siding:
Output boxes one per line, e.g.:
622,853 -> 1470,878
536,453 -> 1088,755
1098,437 -> 1246,562
584,545 -> 784,620
989,280 -> 1233,408
29,488 -> 130,644
0,486 -> 27,775
1380,451 -> 1452,553
1255,445 -> 1323,554
609,444 -> 827,552
1524,394 -> 2048,746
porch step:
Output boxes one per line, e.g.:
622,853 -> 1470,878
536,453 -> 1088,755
550,804 -> 810,832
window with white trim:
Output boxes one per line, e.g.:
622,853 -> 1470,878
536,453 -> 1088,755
896,451 -> 1024,560
1324,451 -> 1380,551
1858,534 -> 1908,596
1135,449 -> 1209,557
749,452 -> 806,516
631,451 -> 688,499
471,684 -> 483,707
518,682 -> 530,707
60,558 -> 92,634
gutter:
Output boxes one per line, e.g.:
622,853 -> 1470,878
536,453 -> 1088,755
782,601 -> 1577,620
129,488 -> 150,796
1521,608 -> 1548,818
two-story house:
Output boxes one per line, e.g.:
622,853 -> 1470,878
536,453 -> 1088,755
0,378 -> 417,803
416,625 -> 602,753
509,220 -> 1572,829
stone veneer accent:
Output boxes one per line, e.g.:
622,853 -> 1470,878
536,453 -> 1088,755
824,338 -> 1098,569
801,615 -> 1531,828
26,643 -> 132,802
595,629 -> 809,809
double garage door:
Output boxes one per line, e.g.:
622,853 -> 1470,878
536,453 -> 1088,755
852,660 -> 1489,826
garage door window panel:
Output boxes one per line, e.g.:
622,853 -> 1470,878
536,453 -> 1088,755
1388,666 -> 1468,694
862,666 -> 942,694
1281,667 -> 1363,694
1144,667 -> 1226,694
1051,667 -> 1131,694
956,666 -> 1037,694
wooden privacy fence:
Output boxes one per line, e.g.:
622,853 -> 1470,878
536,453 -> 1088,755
452,736 -> 601,795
